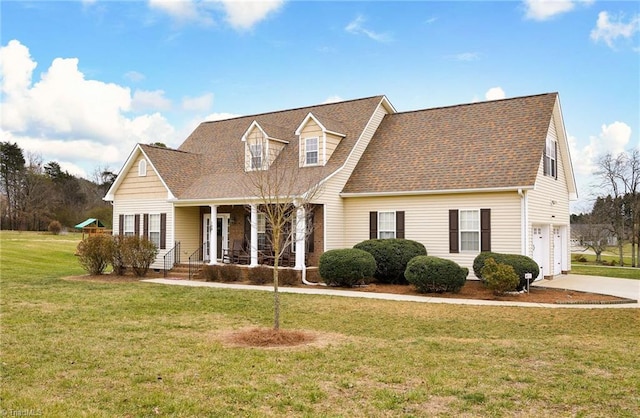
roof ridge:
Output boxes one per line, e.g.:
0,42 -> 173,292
201,95 -> 385,124
140,143 -> 196,155
390,92 -> 558,116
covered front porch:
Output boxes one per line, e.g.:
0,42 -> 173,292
174,203 -> 323,272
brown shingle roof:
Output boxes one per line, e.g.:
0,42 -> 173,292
170,95 -> 386,200
342,93 -> 558,194
139,144 -> 203,198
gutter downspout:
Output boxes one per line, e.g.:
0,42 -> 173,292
518,188 -> 528,256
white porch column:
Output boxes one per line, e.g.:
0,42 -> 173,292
209,205 -> 217,265
250,204 -> 258,266
295,205 -> 306,270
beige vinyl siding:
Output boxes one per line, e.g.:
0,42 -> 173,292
115,154 -> 169,199
343,192 -> 522,278
321,103 -> 390,250
174,206 -> 201,262
324,132 -> 343,163
528,113 -> 571,272
113,198 -> 174,269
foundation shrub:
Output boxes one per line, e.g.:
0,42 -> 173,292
121,236 -> 158,277
202,265 -> 220,282
76,235 -> 114,275
405,255 -> 468,293
353,239 -> 427,284
319,248 -> 376,287
111,235 -> 127,276
473,252 -> 539,290
248,266 -> 273,285
481,257 -> 519,295
278,268 -> 299,286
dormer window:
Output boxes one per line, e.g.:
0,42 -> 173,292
250,143 -> 263,170
138,159 -> 147,176
305,137 -> 319,165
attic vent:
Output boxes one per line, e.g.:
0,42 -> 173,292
138,159 -> 147,177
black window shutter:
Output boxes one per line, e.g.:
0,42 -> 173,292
134,214 -> 140,236
449,210 -> 459,253
396,211 -> 405,239
160,213 -> 166,249
143,214 -> 149,238
307,211 -> 315,253
481,209 -> 491,252
554,141 -> 558,180
119,214 -> 124,235
369,212 -> 378,239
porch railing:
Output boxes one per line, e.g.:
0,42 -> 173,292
188,241 -> 208,280
163,242 -> 181,277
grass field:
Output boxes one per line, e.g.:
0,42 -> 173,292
2,231 -> 639,417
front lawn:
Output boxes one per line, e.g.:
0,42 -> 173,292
2,232 -> 639,416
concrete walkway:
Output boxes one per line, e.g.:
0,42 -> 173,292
534,274 -> 639,301
143,276 -> 639,309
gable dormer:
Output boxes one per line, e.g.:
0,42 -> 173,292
241,121 -> 289,171
295,113 -> 346,167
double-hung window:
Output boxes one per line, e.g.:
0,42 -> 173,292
250,143 -> 263,170
123,215 -> 135,236
148,214 -> 161,247
305,137 -> 318,165
459,210 -> 480,251
257,213 -> 266,250
378,211 -> 396,239
544,137 -> 557,178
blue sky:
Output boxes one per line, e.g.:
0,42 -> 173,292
1,0 -> 638,212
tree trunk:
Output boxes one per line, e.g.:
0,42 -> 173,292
272,235 -> 280,331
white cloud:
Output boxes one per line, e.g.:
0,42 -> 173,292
132,89 -> 172,112
124,70 -> 145,83
0,40 -> 177,178
182,93 -> 214,112
219,0 -> 284,30
452,52 -> 480,61
147,0 -> 284,30
523,0 -> 593,21
485,87 -> 506,101
590,11 -> 640,49
203,112 -> 241,121
345,15 -> 392,43
322,95 -> 343,104
569,121 -> 633,177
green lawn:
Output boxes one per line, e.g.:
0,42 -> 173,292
2,232 -> 639,417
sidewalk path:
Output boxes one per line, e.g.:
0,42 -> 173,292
143,277 -> 639,309
534,274 -> 639,301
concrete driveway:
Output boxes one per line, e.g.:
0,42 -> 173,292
534,274 -> 639,301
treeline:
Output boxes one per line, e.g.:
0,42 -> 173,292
572,149 -> 640,267
0,141 -> 115,231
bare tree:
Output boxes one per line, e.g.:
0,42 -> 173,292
595,153 -> 627,265
239,140 -> 324,330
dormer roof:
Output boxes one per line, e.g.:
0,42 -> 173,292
241,120 -> 290,144
295,112 -> 346,137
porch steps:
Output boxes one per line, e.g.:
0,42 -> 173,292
166,264 -> 203,280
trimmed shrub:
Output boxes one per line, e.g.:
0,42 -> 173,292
353,239 -> 427,284
203,264 -> 243,282
76,235 -> 114,275
111,235 -> 127,276
202,265 -> 220,282
319,248 -> 376,287
48,220 -> 62,235
405,255 -> 468,293
473,252 -> 539,290
121,236 -> 158,277
481,257 -> 519,295
248,266 -> 273,285
278,268 -> 299,286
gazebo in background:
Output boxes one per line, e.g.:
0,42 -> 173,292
74,218 -> 111,240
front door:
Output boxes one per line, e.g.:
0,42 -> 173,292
532,226 -> 545,280
203,213 -> 229,261
553,228 -> 562,275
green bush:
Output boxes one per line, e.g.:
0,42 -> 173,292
76,235 -> 114,275
353,239 -> 427,284
111,235 -> 127,276
405,256 -> 468,293
319,248 -> 376,287
473,252 -> 539,290
121,236 -> 158,277
481,257 -> 519,295
48,220 -> 62,235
